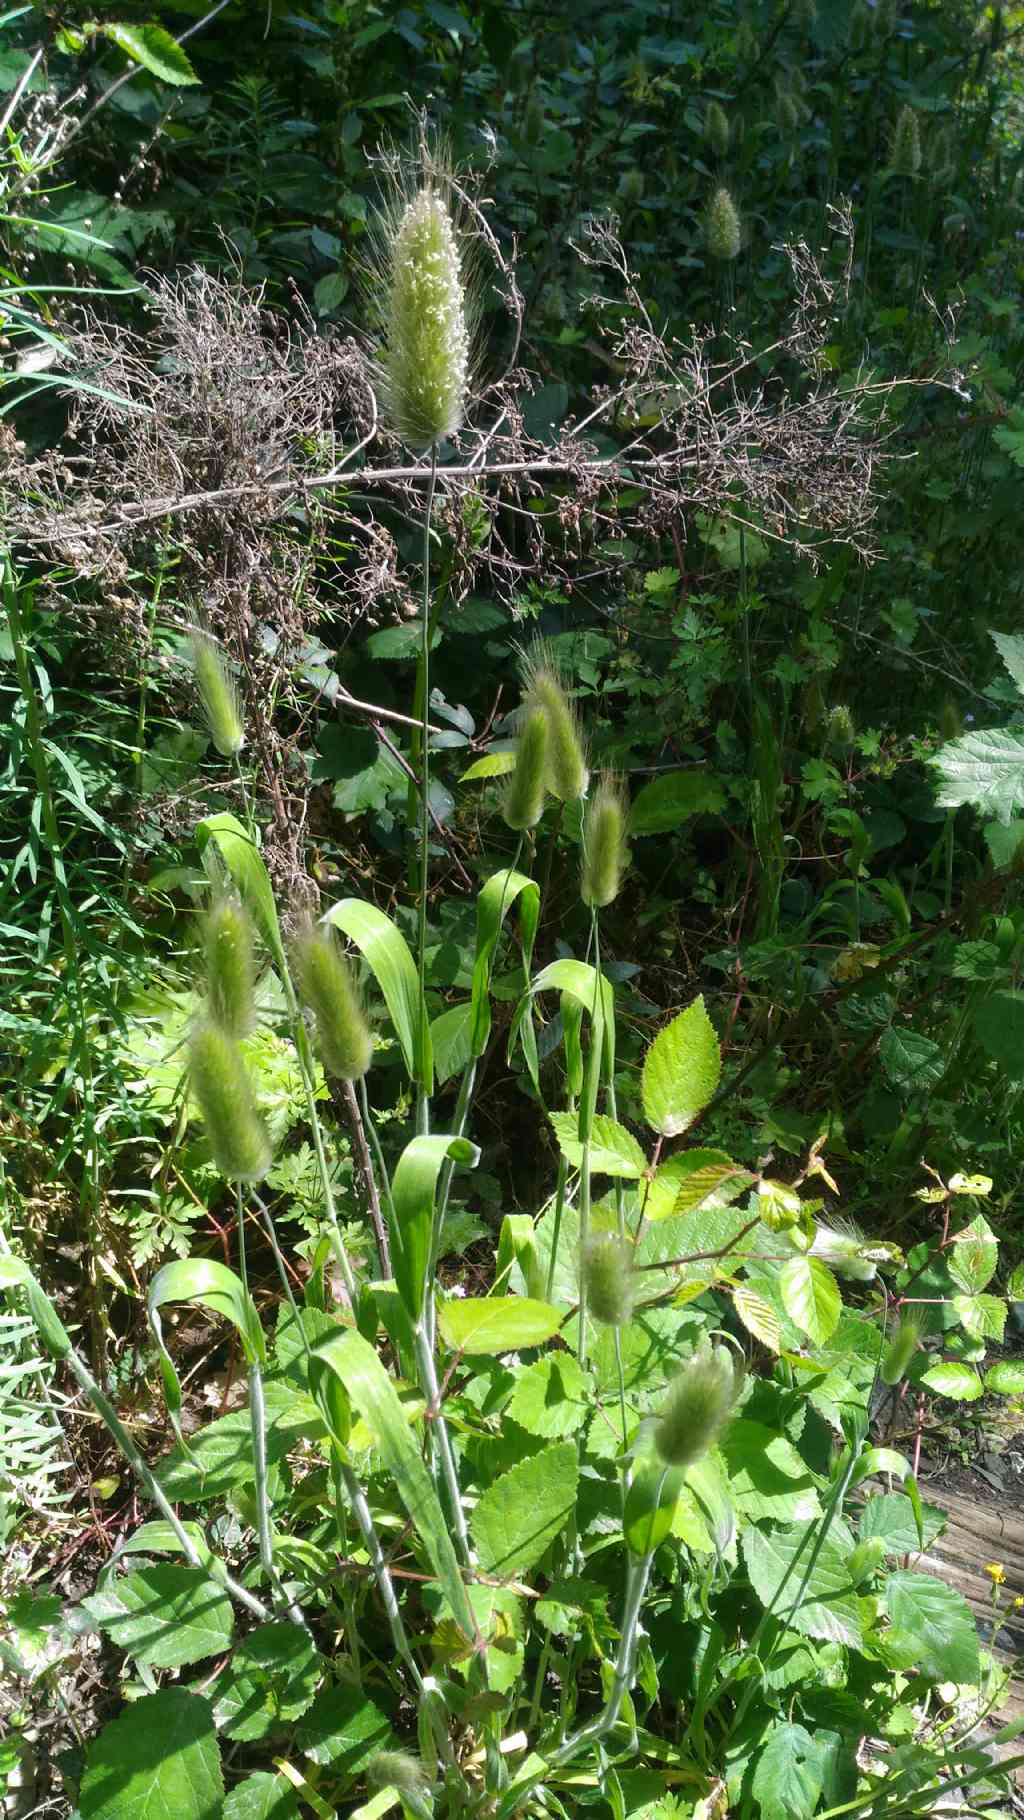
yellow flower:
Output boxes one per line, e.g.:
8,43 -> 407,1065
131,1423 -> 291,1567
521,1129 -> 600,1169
985,1563 -> 1006,1586
1012,1596 -> 1024,1611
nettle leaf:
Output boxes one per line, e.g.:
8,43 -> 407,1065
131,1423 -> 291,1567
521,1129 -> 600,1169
885,1573 -> 980,1684
921,1361 -> 983,1401
641,997 -> 721,1137
779,1255 -> 841,1345
98,22 -> 200,85
472,1441 -> 579,1577
947,1214 -> 999,1293
973,991 -> 1024,1081
223,1775 -> 299,1820
931,728 -> 1024,823
986,1360 -> 1024,1394
720,1421 -> 821,1523
83,1566 -> 233,1669
436,1296 -> 562,1355
548,1110 -> 646,1178
80,1690 -> 223,1820
629,768 -> 726,835
297,1683 -> 395,1776
208,1623 -> 322,1741
751,1722 -> 824,1820
878,1026 -> 945,1092
507,1354 -> 593,1438
743,1522 -> 865,1648
952,1293 -> 1006,1342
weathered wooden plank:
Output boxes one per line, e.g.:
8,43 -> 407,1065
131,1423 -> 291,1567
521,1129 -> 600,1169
922,1482 -> 1024,1723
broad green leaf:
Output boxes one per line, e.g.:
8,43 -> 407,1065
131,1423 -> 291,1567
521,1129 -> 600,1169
947,1214 -> 999,1293
885,1572 -> 980,1683
437,1295 -> 562,1355
208,1623 -> 322,1741
677,1158 -> 754,1215
461,749 -> 517,781
80,1690 -> 223,1820
312,1329 -> 474,1633
472,1441 -> 579,1577
921,1361 -> 983,1401
630,769 -> 726,835
506,1353 -> 592,1437
643,1148 -> 745,1222
148,1258 -> 265,1447
430,1001 -> 474,1086
548,1110 -> 646,1178
196,813 -> 285,972
623,1459 -> 684,1557
224,1775 -> 299,1820
323,898 -> 431,1093
992,630 -> 1024,695
878,1025 -> 944,1092
779,1255 -> 841,1345
719,1422 -> 821,1523
641,997 -> 721,1137
951,1293 -> 1005,1341
742,1522 -> 864,1648
973,991 -> 1024,1081
98,22 -> 199,84
986,1360 -> 1024,1394
732,1286 -> 781,1352
858,1493 -> 945,1555
470,869 -> 540,1056
83,1567 -> 233,1669
751,1723 -> 823,1820
390,1133 -> 479,1321
154,1396 -> 323,1503
296,1683 -> 396,1776
931,728 -> 1024,823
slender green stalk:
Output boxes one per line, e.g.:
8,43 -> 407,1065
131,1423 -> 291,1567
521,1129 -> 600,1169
342,1077 -> 391,1277
0,1233 -> 269,1621
235,1183 -> 295,1617
413,1319 -> 472,1568
281,983 -> 358,1302
416,444 -> 440,1138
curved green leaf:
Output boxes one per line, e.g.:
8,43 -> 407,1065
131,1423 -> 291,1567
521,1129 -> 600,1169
470,869 -> 540,1056
390,1133 -> 479,1321
518,959 -> 615,1134
97,22 -> 200,85
148,1259 -> 265,1443
311,1329 -> 474,1634
779,1254 -> 841,1345
641,997 -> 721,1137
323,898 -> 431,1094
196,813 -> 286,973
548,1110 -> 645,1178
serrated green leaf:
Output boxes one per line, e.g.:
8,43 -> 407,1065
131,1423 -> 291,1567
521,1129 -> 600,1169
751,1723 -> 824,1820
296,1683 -> 395,1776
472,1441 -> 579,1577
932,728 -> 1024,823
878,1025 -> 944,1092
629,769 -> 726,835
461,750 -> 517,781
742,1522 -> 864,1647
921,1361 -> 983,1400
732,1286 -> 782,1352
436,1296 -> 563,1355
858,1492 -> 946,1554
208,1623 -> 322,1741
641,997 -> 721,1137
430,1001 -> 474,1087
985,1360 -> 1024,1394
83,1568 -> 233,1669
506,1354 -> 592,1437
947,1214 -> 999,1293
223,1774 -> 299,1820
951,1293 -> 1005,1341
548,1110 -> 646,1178
98,22 -> 199,84
992,630 -> 1024,693
80,1690 -> 223,1820
885,1572 -> 980,1683
779,1255 -> 841,1344
720,1422 -> 820,1522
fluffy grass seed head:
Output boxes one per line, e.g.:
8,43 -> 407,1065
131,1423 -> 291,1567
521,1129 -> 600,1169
378,177 -> 470,449
503,705 -> 549,832
367,1753 -> 430,1798
188,1021 -> 271,1182
705,101 -> 730,159
705,184 -> 742,262
893,105 -> 922,177
519,642 -> 588,803
581,773 -> 630,908
192,630 -> 244,758
202,895 -> 256,1039
293,925 -> 374,1082
583,1234 -> 635,1327
880,1308 -> 925,1386
810,1220 -> 877,1282
654,1340 -> 744,1470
